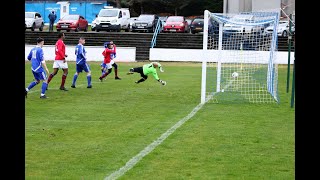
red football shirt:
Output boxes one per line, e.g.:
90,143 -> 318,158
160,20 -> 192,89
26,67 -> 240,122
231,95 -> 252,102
55,39 -> 66,60
102,45 -> 116,64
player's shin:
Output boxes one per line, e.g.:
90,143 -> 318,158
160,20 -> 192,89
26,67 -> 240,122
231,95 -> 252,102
72,74 -> 78,86
47,74 -> 54,83
42,82 -> 48,94
136,78 -> 145,83
87,75 -> 91,86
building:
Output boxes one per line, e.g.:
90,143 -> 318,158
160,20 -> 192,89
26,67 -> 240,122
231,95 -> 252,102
223,0 -> 295,20
25,0 -> 109,24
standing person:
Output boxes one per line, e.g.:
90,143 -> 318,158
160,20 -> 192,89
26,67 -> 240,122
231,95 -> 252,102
47,32 -> 69,91
126,62 -> 166,85
98,41 -> 121,81
25,37 -> 50,99
71,37 -> 92,88
48,10 -> 57,32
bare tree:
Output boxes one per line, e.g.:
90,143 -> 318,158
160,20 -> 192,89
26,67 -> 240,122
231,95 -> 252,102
160,0 -> 193,15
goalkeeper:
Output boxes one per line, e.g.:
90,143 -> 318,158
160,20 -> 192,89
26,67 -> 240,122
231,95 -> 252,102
127,62 -> 166,85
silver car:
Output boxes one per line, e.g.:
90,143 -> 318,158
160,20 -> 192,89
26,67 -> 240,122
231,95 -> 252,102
25,12 -> 44,31
264,20 -> 295,37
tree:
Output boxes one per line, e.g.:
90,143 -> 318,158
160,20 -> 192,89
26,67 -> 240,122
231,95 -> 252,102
109,0 -> 223,17
160,0 -> 193,15
109,0 -> 122,8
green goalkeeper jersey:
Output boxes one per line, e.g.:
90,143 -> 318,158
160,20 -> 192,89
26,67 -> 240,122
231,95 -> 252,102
143,63 -> 159,80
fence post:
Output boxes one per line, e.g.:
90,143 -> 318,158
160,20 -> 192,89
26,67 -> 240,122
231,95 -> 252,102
286,14 -> 293,93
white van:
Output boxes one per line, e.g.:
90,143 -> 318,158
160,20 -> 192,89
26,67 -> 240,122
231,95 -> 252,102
95,6 -> 130,32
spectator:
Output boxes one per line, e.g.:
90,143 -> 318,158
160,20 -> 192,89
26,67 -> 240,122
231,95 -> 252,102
48,10 -> 57,32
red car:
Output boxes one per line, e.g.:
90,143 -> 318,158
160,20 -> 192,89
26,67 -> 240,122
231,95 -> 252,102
56,14 -> 88,32
162,16 -> 189,33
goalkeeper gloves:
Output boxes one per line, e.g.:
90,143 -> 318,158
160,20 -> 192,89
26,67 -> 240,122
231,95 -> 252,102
158,79 -> 166,86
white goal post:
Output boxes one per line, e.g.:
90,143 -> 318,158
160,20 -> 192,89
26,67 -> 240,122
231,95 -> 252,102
201,10 -> 280,104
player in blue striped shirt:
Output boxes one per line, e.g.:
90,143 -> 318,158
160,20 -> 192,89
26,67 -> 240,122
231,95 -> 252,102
25,37 -> 50,99
71,37 -> 92,88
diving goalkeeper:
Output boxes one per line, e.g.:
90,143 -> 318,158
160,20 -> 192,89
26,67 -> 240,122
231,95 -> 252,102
127,62 -> 166,85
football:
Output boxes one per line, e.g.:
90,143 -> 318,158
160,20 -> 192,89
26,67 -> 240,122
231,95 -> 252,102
232,72 -> 239,78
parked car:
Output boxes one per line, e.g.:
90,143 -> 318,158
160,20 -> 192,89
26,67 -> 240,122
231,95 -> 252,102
91,15 -> 98,31
25,12 -> 44,31
162,16 -> 189,33
190,17 -> 204,34
186,18 -> 192,26
223,14 -> 264,34
129,17 -> 138,32
159,16 -> 168,32
56,14 -> 89,32
95,7 -> 131,32
159,16 -> 168,24
264,20 -> 295,37
131,14 -> 159,33
208,18 -> 220,35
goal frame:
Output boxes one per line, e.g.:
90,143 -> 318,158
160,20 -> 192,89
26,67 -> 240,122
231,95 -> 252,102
200,10 -> 280,104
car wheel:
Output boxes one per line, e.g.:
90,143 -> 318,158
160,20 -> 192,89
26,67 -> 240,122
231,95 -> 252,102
125,25 -> 130,32
31,23 -> 35,31
282,30 -> 288,37
67,30 -> 70,32
57,29 -> 61,32
39,23 -> 44,31
84,25 -> 88,32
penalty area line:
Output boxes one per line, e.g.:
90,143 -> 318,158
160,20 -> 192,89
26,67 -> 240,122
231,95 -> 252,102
104,102 -> 205,180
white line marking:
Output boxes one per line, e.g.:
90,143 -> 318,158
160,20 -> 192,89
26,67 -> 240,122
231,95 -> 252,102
104,102 -> 206,180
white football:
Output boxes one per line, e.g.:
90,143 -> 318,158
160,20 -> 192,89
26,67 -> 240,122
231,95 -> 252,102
232,72 -> 239,78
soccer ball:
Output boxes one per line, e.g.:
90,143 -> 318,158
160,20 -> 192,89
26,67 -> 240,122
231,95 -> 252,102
232,72 -> 239,78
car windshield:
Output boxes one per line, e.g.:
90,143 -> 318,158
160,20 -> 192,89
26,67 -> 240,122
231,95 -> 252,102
99,9 -> 118,17
25,12 -> 34,18
231,15 -> 253,23
62,15 -> 79,20
279,21 -> 288,26
138,15 -> 154,21
159,16 -> 167,21
268,21 -> 289,28
167,16 -> 183,22
193,19 -> 204,23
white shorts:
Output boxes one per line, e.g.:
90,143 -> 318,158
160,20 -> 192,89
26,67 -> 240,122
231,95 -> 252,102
105,60 -> 115,69
53,60 -> 68,69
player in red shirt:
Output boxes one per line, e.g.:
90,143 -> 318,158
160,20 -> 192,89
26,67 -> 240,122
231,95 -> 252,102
100,41 -> 121,80
47,32 -> 69,91
98,42 -> 117,81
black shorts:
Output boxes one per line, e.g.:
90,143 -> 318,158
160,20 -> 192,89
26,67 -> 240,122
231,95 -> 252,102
133,67 -> 147,79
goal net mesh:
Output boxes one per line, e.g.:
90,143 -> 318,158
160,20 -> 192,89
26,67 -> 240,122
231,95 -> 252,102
202,10 -> 280,104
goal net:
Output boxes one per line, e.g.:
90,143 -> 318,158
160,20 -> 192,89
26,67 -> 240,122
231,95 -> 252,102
201,10 -> 280,104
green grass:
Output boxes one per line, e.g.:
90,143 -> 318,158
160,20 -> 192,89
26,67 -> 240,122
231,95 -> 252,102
25,61 -> 294,179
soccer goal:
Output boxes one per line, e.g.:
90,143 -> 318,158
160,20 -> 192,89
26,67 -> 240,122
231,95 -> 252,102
201,10 -> 280,104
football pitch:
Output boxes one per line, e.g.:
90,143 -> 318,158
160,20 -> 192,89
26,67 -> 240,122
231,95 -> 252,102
25,61 -> 294,179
